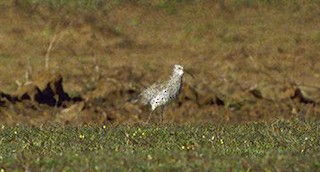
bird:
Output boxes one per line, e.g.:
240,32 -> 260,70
137,64 -> 188,123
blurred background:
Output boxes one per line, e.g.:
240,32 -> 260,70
0,0 -> 320,125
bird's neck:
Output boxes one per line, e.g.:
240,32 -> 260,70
170,73 -> 183,82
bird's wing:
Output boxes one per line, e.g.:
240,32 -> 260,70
139,82 -> 166,105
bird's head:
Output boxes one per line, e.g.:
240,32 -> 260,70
173,64 -> 184,76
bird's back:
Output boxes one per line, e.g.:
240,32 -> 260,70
138,67 -> 184,110
139,82 -> 166,105
149,76 -> 183,110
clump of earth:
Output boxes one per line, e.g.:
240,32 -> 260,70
0,70 -> 319,126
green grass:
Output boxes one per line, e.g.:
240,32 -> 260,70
0,119 -> 319,171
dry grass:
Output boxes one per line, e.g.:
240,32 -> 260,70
0,0 -> 320,124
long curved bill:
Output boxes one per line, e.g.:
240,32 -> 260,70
184,69 -> 195,78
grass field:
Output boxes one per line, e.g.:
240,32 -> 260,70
0,120 -> 319,171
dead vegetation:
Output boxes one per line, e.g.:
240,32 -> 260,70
0,1 -> 320,125
0,70 -> 319,125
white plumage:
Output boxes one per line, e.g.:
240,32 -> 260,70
138,64 -> 184,122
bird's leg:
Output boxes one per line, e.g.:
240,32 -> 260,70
147,110 -> 154,123
160,106 -> 165,122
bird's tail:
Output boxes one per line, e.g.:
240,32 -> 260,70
129,93 -> 141,104
130,98 -> 139,104
129,94 -> 150,106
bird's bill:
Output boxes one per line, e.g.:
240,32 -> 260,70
184,69 -> 195,78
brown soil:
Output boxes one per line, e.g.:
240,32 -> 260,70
0,1 -> 320,125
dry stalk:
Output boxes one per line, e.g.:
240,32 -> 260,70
92,54 -> 101,82
248,55 -> 281,83
45,32 -> 57,70
25,56 -> 32,83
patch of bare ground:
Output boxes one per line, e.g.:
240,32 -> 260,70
0,1 -> 320,125
0,69 -> 319,125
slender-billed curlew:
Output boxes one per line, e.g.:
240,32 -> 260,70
138,64 -> 190,123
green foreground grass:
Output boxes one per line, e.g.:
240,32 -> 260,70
0,120 -> 319,171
